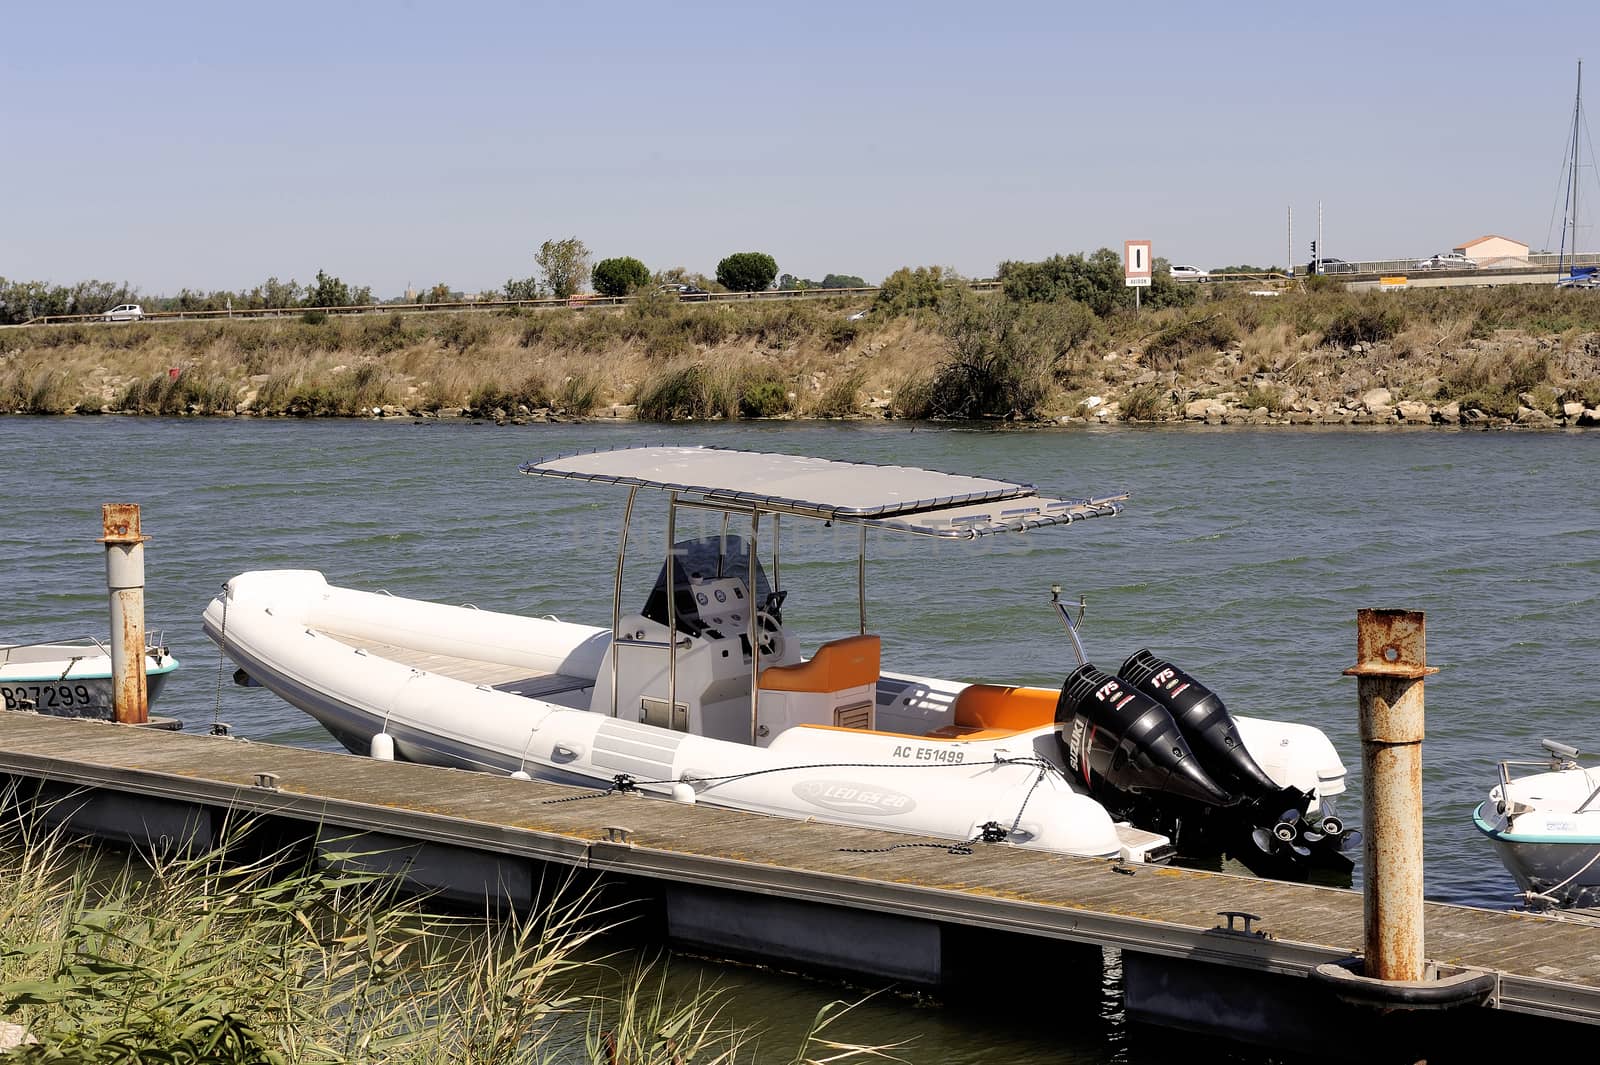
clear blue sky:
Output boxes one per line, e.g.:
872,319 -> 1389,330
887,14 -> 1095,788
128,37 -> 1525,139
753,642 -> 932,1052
6,1 -> 1598,296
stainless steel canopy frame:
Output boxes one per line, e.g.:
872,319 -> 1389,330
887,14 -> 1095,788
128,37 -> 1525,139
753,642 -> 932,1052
526,446 -> 1127,744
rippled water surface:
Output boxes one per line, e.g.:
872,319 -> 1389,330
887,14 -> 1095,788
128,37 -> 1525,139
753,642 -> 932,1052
5,416 -> 1598,1061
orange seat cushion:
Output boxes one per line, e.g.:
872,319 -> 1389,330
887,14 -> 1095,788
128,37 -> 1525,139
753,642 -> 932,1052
951,684 -> 1058,732
760,635 -> 880,694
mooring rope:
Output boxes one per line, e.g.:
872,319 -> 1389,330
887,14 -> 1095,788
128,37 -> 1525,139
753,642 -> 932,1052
528,753 -> 1066,859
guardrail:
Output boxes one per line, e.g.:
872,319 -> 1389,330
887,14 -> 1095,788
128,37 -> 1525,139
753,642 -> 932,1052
14,281 -> 1005,328
1304,253 -> 1600,276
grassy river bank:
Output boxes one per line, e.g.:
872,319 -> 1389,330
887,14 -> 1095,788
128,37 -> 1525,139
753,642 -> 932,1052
0,812 -> 881,1063
5,283 -> 1600,429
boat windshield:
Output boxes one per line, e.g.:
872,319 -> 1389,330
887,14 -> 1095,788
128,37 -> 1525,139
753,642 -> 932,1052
641,535 -> 772,637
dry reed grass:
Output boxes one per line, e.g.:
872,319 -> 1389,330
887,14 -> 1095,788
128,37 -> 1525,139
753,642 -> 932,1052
6,286 -> 1600,421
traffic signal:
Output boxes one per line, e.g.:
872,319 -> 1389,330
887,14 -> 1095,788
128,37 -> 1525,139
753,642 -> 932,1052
1310,240 -> 1318,258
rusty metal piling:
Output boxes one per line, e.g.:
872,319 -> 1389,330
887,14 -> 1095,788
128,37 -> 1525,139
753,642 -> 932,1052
1344,608 -> 1437,983
100,504 -> 149,725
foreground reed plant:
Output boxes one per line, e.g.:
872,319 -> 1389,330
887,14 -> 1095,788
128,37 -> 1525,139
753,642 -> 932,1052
0,804 -> 894,1064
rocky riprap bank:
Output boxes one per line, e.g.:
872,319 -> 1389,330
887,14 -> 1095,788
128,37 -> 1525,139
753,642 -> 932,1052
1068,340 -> 1600,429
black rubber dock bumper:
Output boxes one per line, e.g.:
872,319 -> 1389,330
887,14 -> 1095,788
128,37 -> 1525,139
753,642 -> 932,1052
1310,957 -> 1500,1010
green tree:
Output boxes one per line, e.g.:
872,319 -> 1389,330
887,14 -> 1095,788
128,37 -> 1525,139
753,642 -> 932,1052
820,273 -> 867,289
591,256 -> 651,297
251,277 -> 303,310
503,277 -> 542,300
305,269 -> 352,308
873,265 -> 959,315
1000,249 -> 1194,316
716,252 -> 778,292
777,273 -> 810,291
536,237 -> 591,299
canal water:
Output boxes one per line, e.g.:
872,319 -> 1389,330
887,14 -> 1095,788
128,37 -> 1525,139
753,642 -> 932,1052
5,415 -> 1598,1061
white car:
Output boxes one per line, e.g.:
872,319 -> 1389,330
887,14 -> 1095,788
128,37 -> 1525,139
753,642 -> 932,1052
1169,265 -> 1210,282
1413,252 -> 1477,271
103,304 -> 144,321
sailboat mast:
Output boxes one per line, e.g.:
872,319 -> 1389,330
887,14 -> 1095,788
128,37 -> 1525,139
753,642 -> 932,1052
1573,60 -> 1583,267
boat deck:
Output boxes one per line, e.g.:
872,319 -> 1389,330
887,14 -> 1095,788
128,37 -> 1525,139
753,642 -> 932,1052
318,630 -> 593,700
3,712 -> 1600,1026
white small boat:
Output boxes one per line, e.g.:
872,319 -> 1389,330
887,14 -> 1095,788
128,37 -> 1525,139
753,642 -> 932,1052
0,637 -> 178,718
206,446 -> 1354,873
1475,740 -> 1600,908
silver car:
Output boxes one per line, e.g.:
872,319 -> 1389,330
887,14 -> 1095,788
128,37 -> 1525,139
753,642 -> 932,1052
103,304 -> 144,321
1413,252 -> 1477,271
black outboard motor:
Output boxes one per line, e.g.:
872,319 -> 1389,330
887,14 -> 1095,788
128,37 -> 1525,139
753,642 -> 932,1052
1056,664 -> 1237,809
1116,649 -> 1354,875
1118,649 -> 1285,797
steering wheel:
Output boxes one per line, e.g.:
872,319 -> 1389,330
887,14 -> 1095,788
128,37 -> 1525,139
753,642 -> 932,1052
754,609 -> 786,661
763,589 -> 788,625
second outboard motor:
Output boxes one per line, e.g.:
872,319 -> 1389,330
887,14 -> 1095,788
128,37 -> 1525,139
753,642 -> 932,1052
1118,649 -> 1284,798
1056,664 -> 1236,809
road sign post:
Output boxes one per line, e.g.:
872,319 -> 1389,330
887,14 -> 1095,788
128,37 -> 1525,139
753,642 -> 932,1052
1124,240 -> 1152,310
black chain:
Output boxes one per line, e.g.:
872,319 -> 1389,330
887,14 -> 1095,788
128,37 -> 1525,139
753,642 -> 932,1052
839,820 -> 1008,856
539,774 -> 639,804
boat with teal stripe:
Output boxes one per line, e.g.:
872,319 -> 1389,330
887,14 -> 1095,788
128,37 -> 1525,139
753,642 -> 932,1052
0,637 -> 178,719
1475,739 -> 1600,909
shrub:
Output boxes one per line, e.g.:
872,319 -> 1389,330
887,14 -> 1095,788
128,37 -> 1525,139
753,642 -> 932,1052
738,375 -> 791,417
1,365 -> 78,413
1323,298 -> 1406,346
436,314 -> 489,352
591,256 -> 651,297
715,252 -> 779,293
1455,388 -> 1520,418
924,292 -> 1070,418
555,373 -> 602,415
889,374 -> 934,419
825,318 -> 862,351
873,265 -> 955,315
1144,313 -> 1238,370
811,369 -> 865,417
1120,383 -> 1170,421
360,312 -> 420,353
997,249 -> 1172,317
635,363 -> 734,420
689,311 -> 730,347
1240,383 -> 1286,413
468,376 -> 550,415
299,309 -> 328,325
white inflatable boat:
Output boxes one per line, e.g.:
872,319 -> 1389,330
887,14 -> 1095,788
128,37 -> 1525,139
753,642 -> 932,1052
205,446 -> 1353,872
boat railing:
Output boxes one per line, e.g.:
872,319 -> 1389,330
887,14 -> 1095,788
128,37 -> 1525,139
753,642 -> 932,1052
2,633 -> 168,660
1495,748 -> 1600,817
1,635 -> 110,658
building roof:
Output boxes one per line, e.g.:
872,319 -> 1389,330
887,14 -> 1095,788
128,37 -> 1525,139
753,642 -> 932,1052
1457,234 -> 1528,250
519,445 -> 1125,538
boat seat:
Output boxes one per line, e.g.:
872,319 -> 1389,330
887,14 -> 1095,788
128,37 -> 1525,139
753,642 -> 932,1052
759,635 -> 880,694
756,635 -> 881,740
949,684 -> 1058,732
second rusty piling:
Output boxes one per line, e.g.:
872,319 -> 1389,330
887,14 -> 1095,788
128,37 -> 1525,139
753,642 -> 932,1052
100,503 -> 149,725
1344,608 -> 1437,983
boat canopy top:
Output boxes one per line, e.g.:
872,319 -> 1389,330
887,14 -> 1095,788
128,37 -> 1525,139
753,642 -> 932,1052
520,446 -> 1125,538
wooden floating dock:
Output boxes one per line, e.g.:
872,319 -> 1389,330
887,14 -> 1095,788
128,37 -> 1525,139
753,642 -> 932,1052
2,713 -> 1598,1050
